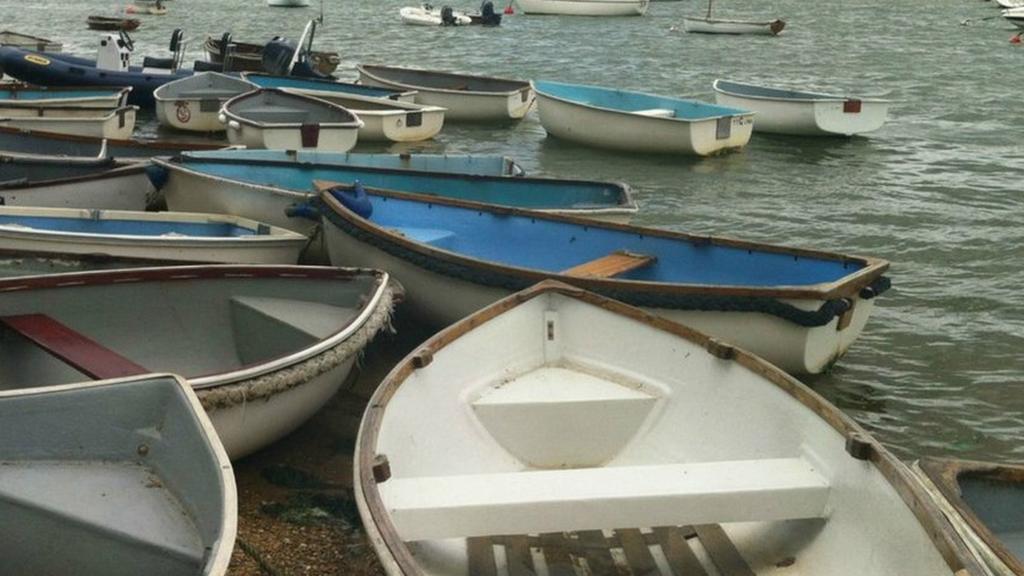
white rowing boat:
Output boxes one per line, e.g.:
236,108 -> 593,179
354,281 -> 983,576
713,79 -> 891,136
219,88 -> 363,151
515,0 -> 649,16
154,72 -> 256,132
0,106 -> 138,139
283,89 -> 446,142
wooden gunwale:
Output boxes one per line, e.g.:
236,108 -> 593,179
317,184 -> 888,301
358,64 -> 530,97
0,162 -> 146,190
355,280 -> 981,575
919,458 -> 1024,575
533,81 -> 753,123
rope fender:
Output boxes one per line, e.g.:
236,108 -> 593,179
197,284 -> 397,411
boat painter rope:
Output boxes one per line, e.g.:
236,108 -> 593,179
322,207 -> 889,327
197,284 -> 397,410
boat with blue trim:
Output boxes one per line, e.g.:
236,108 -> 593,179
0,85 -> 131,110
315,180 -> 890,375
149,150 -> 635,236
0,206 -> 308,264
533,79 -> 755,155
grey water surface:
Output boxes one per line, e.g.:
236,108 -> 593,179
3,0 -> 1022,461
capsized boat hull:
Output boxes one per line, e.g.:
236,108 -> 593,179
516,0 -> 649,16
317,187 -> 887,375
0,265 -> 397,459
357,64 -> 534,122
713,79 -> 890,136
534,79 -> 754,156
0,374 -> 235,575
353,281 -> 980,576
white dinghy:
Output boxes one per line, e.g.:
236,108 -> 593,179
682,0 -> 785,34
0,374 -> 236,575
515,0 -> 649,16
714,79 -> 891,136
400,4 -> 473,25
0,265 -> 398,459
219,89 -> 363,152
155,72 -> 257,132
0,85 -> 129,110
533,79 -> 754,155
355,281 -> 983,576
285,90 -> 446,142
357,64 -> 534,122
0,206 -> 308,264
0,105 -> 138,139
0,163 -> 155,211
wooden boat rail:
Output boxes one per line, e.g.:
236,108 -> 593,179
468,525 -> 756,576
0,313 -> 147,379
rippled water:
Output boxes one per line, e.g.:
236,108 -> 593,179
3,0 -> 1022,461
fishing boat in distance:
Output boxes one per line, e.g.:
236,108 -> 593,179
85,16 -> 141,32
268,0 -> 311,6
533,79 -> 754,155
915,459 -> 1024,575
315,181 -> 890,375
400,4 -> 474,25
0,265 -> 398,459
713,79 -> 891,136
682,0 -> 785,35
357,64 -> 534,122
515,0 -> 649,16
354,281 -> 981,576
0,206 -> 308,264
0,374 -> 236,575
219,89 -> 364,152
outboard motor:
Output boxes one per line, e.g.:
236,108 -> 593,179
261,36 -> 329,79
480,0 -> 501,26
440,5 -> 458,25
96,32 -> 132,72
142,28 -> 184,74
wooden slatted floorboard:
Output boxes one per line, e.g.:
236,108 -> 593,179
562,251 -> 655,279
467,525 -> 756,575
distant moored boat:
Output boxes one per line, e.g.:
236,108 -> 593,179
515,0 -> 649,16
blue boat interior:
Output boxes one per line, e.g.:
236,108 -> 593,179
182,150 -> 517,177
715,80 -> 841,101
534,80 -> 750,120
245,74 -> 405,99
343,193 -> 864,287
0,215 -> 264,237
959,474 -> 1024,561
0,89 -> 120,101
179,160 -> 627,210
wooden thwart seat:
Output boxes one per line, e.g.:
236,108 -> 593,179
379,458 -> 829,541
0,314 -> 148,380
467,525 -> 755,576
562,250 -> 655,279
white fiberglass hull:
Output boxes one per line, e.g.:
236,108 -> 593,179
535,89 -> 753,155
321,217 -> 874,374
0,207 -> 307,264
157,99 -> 231,132
225,122 -> 359,152
289,91 -> 446,142
0,164 -> 154,211
516,0 -> 649,16
354,283 -> 980,576
358,70 -> 533,122
714,81 -> 890,136
0,106 -> 137,139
